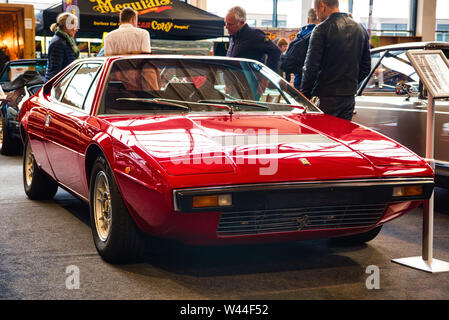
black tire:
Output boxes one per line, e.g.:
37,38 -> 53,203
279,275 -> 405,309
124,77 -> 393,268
23,140 -> 58,200
89,156 -> 145,264
0,116 -> 19,155
332,225 -> 383,245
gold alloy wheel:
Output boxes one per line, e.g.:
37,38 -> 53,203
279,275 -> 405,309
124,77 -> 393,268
94,171 -> 112,242
24,142 -> 34,188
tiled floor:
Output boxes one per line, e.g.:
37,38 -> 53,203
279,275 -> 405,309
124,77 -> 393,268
1,154 -> 449,300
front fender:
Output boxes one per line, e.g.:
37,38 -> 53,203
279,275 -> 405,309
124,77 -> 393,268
85,132 -> 172,233
85,132 -> 115,184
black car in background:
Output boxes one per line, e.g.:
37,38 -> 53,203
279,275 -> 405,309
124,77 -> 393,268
0,59 -> 47,155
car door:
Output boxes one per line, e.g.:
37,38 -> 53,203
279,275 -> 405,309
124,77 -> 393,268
44,62 -> 102,197
353,49 -> 428,157
24,65 -> 79,176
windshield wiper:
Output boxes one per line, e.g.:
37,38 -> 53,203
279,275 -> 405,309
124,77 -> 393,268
200,99 -> 309,113
198,99 -> 271,111
124,98 -> 235,113
116,98 -> 190,110
154,98 -> 234,113
264,102 -> 308,114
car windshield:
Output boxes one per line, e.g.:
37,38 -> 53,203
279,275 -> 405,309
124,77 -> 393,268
98,58 -> 318,115
364,50 -> 419,94
0,61 -> 47,86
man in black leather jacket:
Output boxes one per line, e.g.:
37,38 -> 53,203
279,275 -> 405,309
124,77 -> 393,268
300,0 -> 371,121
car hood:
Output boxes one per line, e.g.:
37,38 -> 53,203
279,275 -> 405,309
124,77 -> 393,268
102,113 -> 430,179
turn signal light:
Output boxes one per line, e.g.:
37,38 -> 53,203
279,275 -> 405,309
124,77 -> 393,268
192,194 -> 232,208
393,185 -> 423,197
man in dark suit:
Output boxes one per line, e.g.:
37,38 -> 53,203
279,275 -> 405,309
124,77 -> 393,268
225,6 -> 281,72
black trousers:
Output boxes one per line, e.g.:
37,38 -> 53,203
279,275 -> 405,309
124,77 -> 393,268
318,96 -> 356,121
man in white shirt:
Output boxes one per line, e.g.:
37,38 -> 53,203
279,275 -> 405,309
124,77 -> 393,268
104,7 -> 151,56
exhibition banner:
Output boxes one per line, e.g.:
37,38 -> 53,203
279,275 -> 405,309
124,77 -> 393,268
37,0 -> 225,40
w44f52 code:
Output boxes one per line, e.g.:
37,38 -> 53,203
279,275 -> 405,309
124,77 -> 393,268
179,304 -> 269,317
222,304 -> 269,315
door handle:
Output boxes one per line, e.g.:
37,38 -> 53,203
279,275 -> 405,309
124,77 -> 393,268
45,114 -> 51,127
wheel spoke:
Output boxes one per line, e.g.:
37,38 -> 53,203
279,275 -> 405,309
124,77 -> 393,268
94,171 -> 112,242
25,144 -> 35,187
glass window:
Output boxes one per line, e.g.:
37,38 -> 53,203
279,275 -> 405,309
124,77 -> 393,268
363,50 -> 419,95
51,66 -> 79,101
436,0 -> 449,40
207,0 -> 414,32
207,0 -> 275,28
261,20 -> 273,27
436,25 -> 449,42
277,20 -> 287,28
277,0 -> 303,28
99,58 -> 316,115
0,62 -> 47,86
436,0 -> 449,42
380,23 -> 408,36
351,0 -> 413,36
61,64 -> 101,109
340,0 -> 351,13
83,69 -> 101,114
246,19 -> 257,27
208,0 -> 314,29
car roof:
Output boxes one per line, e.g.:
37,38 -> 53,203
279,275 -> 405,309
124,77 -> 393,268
4,59 -> 47,66
75,54 -> 262,64
371,41 -> 449,53
0,59 -> 47,83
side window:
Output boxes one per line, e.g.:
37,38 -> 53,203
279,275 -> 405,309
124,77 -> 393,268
61,63 -> 101,109
0,65 -> 9,84
363,50 -> 419,95
51,66 -> 79,101
83,70 -> 101,114
257,79 -> 288,104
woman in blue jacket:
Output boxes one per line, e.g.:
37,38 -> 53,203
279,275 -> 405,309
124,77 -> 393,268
45,13 -> 80,82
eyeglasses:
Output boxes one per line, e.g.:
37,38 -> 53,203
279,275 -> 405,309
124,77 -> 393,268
226,22 -> 236,26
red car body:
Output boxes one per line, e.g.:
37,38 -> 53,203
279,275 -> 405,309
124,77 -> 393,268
19,56 -> 433,254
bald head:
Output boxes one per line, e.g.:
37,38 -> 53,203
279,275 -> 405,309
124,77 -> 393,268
308,8 -> 319,24
314,0 -> 339,8
314,0 -> 340,22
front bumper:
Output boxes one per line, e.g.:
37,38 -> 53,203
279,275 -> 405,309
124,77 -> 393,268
171,178 -> 433,241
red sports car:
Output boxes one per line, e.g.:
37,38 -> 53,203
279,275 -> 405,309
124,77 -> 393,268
19,56 -> 434,263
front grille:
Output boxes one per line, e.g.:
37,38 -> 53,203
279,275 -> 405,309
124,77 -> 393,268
216,203 -> 386,237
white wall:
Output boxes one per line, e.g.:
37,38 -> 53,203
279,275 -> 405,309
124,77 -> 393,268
416,0 -> 437,41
